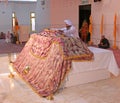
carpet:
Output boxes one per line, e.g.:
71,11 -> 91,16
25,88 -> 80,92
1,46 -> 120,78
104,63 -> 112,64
0,39 -> 25,54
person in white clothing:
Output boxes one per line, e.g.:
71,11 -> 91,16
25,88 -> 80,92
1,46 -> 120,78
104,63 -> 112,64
5,31 -> 11,43
58,19 -> 79,38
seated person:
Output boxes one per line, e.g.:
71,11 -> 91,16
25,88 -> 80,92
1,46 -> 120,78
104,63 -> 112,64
5,31 -> 11,43
98,35 -> 110,49
0,32 -> 5,39
11,32 -> 17,44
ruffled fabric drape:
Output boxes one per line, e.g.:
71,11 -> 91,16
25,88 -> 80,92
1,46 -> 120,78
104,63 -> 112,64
13,30 -> 94,97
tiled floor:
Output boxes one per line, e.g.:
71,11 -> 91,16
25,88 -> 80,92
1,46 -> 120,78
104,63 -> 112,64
0,53 -> 120,103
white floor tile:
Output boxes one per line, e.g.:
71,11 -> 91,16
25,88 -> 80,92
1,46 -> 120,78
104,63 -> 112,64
0,53 -> 120,103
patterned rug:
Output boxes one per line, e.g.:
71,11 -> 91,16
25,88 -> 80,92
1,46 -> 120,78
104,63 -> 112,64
0,39 -> 25,54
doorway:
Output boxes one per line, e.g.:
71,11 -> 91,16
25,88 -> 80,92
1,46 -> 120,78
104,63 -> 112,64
79,4 -> 91,38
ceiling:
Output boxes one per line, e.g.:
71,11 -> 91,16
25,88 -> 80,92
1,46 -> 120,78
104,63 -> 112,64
8,0 -> 37,2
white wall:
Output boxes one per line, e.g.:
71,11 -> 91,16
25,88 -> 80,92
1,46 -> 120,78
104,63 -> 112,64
0,0 -> 50,34
1,0 -> 120,48
91,0 -> 120,48
50,0 -> 120,48
35,0 -> 50,32
0,3 -> 12,33
50,0 -> 81,33
50,0 -> 91,37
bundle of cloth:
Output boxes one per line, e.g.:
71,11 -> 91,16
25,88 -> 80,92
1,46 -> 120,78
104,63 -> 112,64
13,29 -> 94,98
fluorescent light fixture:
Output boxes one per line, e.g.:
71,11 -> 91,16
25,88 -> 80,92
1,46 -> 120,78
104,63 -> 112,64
8,0 -> 37,2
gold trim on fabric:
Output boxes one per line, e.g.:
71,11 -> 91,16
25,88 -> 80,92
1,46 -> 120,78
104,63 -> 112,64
29,41 -> 64,59
12,65 -> 54,99
29,39 -> 93,61
12,34 -> 94,99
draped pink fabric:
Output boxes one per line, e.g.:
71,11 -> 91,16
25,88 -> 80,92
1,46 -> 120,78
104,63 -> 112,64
13,30 -> 94,97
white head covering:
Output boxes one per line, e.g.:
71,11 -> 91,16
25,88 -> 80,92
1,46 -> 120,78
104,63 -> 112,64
64,19 -> 72,26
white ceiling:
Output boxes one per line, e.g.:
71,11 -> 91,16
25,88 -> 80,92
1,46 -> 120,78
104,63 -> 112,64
8,0 -> 37,2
